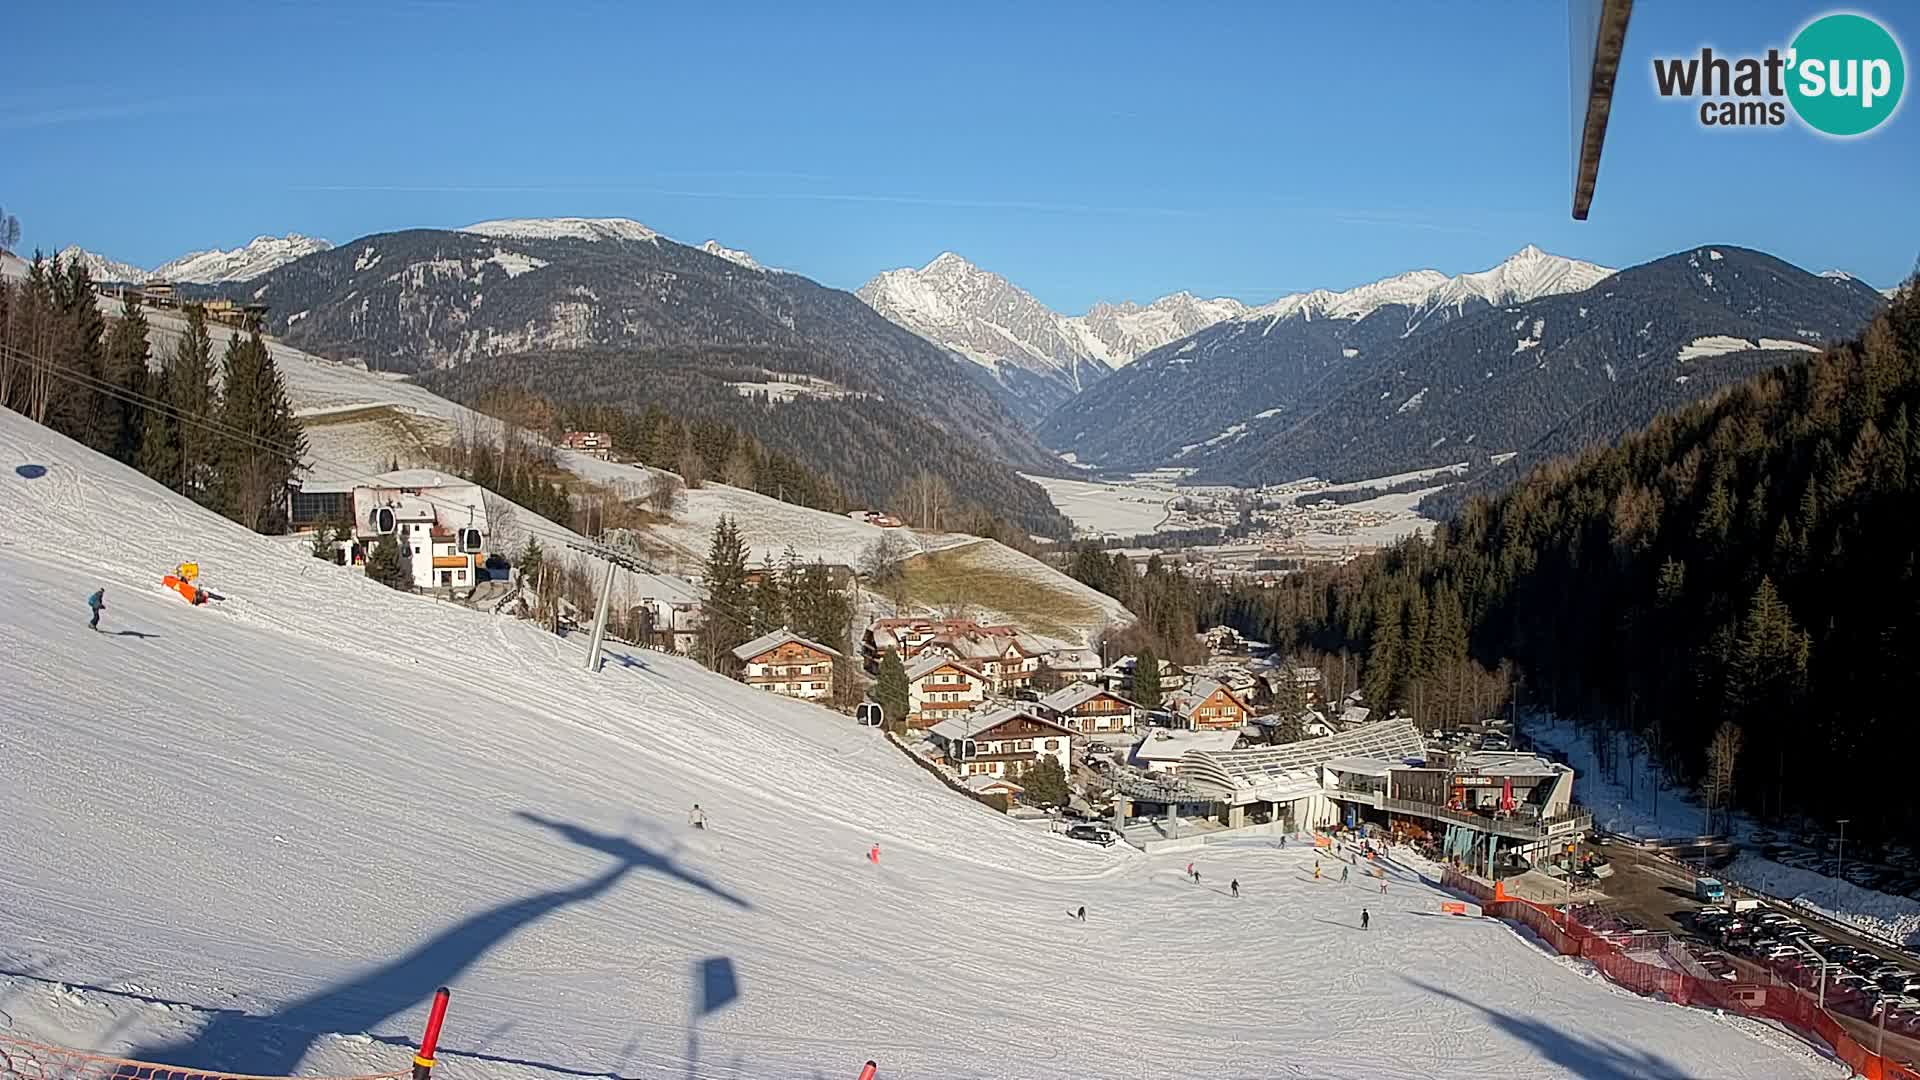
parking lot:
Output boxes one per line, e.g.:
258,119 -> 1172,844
1600,841 -> 1920,1064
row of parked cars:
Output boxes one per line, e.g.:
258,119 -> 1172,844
1692,904 -> 1920,1027
1756,837 -> 1920,899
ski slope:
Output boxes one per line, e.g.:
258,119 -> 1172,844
0,410 -> 1843,1080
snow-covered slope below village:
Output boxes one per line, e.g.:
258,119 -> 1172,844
0,408 -> 1840,1080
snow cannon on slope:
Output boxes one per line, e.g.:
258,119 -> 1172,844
162,561 -> 207,605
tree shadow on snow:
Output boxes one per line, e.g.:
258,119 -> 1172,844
128,813 -> 751,1076
1403,976 -> 1692,1080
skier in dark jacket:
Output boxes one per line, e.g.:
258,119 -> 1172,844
87,588 -> 106,631
1230,879 -> 1240,899
1361,907 -> 1371,931
1074,905 -> 1086,921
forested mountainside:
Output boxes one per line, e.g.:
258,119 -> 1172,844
413,348 -> 1072,538
1223,279 -> 1920,838
1197,247 -> 1886,488
1040,246 -> 1612,471
223,223 -> 1062,472
1041,246 -> 1882,495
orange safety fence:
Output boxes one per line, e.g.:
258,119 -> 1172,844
0,1034 -> 410,1080
1441,869 -> 1920,1080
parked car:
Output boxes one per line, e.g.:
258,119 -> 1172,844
1066,823 -> 1117,847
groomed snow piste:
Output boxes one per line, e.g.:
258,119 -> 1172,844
0,410 -> 1843,1079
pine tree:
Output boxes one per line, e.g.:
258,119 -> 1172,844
137,358 -> 180,489
699,515 -> 752,669
100,295 -> 151,464
750,556 -> 785,636
876,648 -> 910,730
1133,645 -> 1162,710
365,533 -> 412,591
310,523 -> 335,560
166,305 -> 219,504
215,323 -> 305,532
519,536 -> 545,584
1019,756 -> 1070,807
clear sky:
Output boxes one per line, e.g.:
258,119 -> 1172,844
5,1 -> 1915,311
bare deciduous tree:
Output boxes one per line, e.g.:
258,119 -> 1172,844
1703,720 -> 1744,835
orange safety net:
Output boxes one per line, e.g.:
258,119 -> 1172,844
0,1034 -> 410,1080
1440,869 -> 1920,1080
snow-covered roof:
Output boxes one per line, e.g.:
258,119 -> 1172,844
731,627 -> 842,663
906,653 -> 985,682
1452,751 -> 1565,780
1181,719 -> 1427,801
1132,728 -> 1241,763
366,468 -> 475,490
961,774 -> 1023,794
928,706 -> 1071,743
1039,683 -> 1135,713
1340,705 -> 1373,727
1048,649 -> 1100,671
1324,756 -> 1395,778
1171,676 -> 1245,722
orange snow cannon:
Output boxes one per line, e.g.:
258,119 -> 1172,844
162,573 -> 203,605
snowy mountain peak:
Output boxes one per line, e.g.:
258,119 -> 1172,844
56,246 -> 151,284
153,234 -> 333,283
461,218 -> 661,245
699,240 -> 764,272
1242,248 -> 1613,328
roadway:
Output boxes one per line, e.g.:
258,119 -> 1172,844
1599,841 -> 1920,1066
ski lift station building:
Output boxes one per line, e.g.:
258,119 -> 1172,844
350,469 -> 490,592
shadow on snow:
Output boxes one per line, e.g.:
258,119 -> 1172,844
1403,975 -> 1692,1080
128,813 -> 751,1076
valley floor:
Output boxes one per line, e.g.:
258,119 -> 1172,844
0,409 -> 1843,1080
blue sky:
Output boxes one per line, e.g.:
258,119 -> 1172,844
6,1 -> 1915,311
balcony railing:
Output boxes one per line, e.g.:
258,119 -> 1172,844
1379,796 -> 1592,841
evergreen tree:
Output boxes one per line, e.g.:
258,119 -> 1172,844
1133,646 -> 1162,710
365,533 -> 411,591
215,323 -> 305,533
137,358 -> 180,489
165,305 -> 219,504
519,536 -> 545,584
699,514 -> 752,669
1019,756 -> 1070,807
750,555 -> 785,636
100,295 -> 152,464
309,523 -> 335,560
875,648 -> 910,730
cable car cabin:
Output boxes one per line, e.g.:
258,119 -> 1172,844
856,702 -> 884,727
369,506 -> 397,535
458,526 -> 483,554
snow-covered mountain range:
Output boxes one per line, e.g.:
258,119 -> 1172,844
50,235 -> 332,284
855,252 -> 1245,424
1236,245 -> 1614,331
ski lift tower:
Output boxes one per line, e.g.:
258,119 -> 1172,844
1569,0 -> 1634,219
568,539 -> 655,673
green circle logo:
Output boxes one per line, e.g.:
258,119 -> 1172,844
1787,13 -> 1905,136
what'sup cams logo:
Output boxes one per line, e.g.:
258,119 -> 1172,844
1653,11 -> 1906,136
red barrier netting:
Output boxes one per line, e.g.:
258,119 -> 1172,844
1439,869 -> 1920,1080
0,1034 -> 410,1080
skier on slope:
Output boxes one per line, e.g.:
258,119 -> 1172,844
689,804 -> 707,830
1341,865 -> 1350,883
87,587 -> 105,631
1230,879 -> 1240,899
1361,907 -> 1371,931
1074,905 -> 1086,922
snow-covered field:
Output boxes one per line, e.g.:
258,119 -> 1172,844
0,410 -> 1843,1080
1019,473 -> 1170,537
1524,714 -> 1920,950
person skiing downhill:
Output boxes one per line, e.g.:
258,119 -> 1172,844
1361,907 -> 1371,931
689,804 -> 707,830
87,588 -> 105,631
1074,905 -> 1086,921
1230,879 -> 1240,899
1341,865 -> 1350,883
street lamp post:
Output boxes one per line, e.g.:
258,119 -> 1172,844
1836,818 -> 1850,907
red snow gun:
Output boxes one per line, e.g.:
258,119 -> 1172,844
161,573 -> 205,605
857,1062 -> 877,1080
